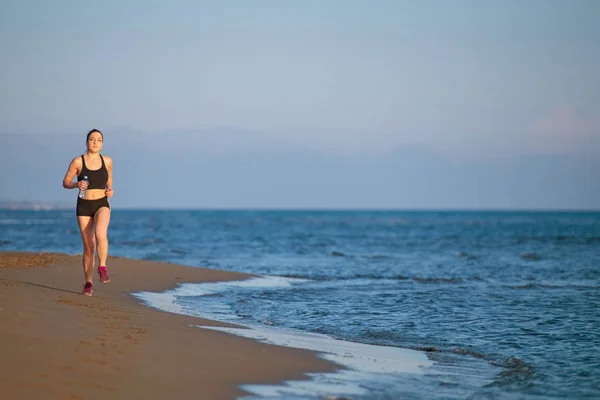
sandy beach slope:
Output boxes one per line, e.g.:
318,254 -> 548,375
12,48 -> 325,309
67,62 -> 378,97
0,251 -> 339,400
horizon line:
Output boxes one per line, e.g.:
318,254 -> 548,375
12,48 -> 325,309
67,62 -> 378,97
1,206 -> 598,213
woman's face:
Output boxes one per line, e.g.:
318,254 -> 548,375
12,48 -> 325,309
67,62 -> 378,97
87,131 -> 103,153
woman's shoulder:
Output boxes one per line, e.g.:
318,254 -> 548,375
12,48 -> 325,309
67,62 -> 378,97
101,154 -> 113,166
70,155 -> 83,166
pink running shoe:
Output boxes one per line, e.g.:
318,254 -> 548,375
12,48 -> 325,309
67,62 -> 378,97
82,282 -> 93,296
98,266 -> 110,283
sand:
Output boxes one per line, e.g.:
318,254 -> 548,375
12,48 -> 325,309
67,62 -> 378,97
0,251 -> 339,400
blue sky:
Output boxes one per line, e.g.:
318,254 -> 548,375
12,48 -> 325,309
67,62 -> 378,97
0,1 -> 598,208
2,0 -> 598,154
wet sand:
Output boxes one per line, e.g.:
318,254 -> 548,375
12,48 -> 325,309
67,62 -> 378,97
0,251 -> 339,399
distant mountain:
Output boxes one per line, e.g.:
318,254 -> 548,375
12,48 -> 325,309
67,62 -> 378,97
0,200 -> 71,211
0,130 -> 598,210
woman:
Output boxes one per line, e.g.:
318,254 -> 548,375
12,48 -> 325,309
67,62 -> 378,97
62,129 -> 114,296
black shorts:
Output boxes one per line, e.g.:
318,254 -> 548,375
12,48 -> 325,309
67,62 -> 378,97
76,196 -> 111,217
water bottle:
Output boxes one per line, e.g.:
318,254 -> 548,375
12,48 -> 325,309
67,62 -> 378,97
79,176 -> 88,199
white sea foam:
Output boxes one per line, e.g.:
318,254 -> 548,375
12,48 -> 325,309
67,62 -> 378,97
238,369 -> 371,399
197,324 -> 431,375
131,290 -> 186,315
133,275 -> 434,399
132,276 -> 308,322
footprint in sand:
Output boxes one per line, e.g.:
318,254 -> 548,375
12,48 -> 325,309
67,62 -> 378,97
83,356 -> 108,366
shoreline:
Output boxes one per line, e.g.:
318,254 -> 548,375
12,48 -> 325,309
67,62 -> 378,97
0,251 -> 341,399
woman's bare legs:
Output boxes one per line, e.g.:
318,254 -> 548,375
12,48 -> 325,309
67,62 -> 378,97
94,207 -> 111,266
77,216 -> 96,283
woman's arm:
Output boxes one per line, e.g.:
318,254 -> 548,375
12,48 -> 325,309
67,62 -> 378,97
62,157 -> 81,189
104,156 -> 114,197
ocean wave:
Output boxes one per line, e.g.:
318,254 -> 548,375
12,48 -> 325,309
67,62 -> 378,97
260,317 -> 277,326
487,357 -> 535,387
512,283 -> 538,289
277,273 -> 487,284
277,273 -> 407,281
357,330 -> 534,386
353,329 -> 513,372
168,248 -> 187,254
508,280 -> 600,290
361,254 -> 393,259
309,325 -> 340,336
354,273 -> 410,281
520,252 -> 541,261
277,273 -> 330,281
452,347 -> 487,359
413,277 -> 463,284
456,251 -> 477,259
277,273 -> 597,290
516,235 -> 600,245
117,238 -> 165,245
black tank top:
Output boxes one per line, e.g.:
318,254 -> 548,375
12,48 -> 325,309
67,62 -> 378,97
78,154 -> 108,190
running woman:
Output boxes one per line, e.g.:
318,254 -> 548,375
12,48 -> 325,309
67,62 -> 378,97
62,129 -> 114,296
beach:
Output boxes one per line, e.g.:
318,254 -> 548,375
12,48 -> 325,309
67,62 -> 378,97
0,251 -> 339,400
2,210 -> 598,399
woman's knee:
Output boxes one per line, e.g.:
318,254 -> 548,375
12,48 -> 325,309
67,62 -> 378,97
83,244 -> 95,256
95,231 -> 108,242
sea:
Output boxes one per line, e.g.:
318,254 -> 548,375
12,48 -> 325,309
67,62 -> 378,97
1,209 -> 599,400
